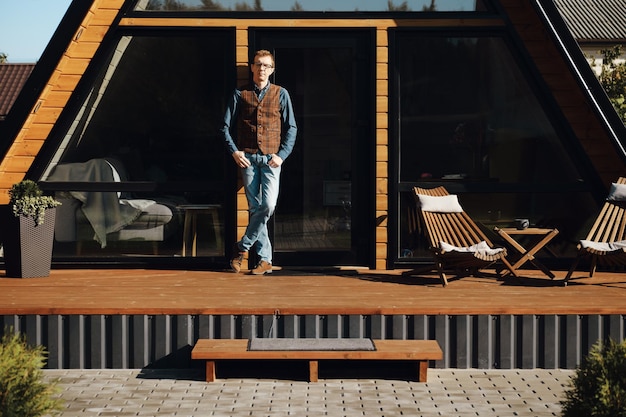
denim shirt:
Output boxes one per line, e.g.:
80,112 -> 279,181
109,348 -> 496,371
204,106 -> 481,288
221,81 -> 298,161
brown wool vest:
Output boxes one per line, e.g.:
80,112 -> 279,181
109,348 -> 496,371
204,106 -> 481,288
237,84 -> 282,155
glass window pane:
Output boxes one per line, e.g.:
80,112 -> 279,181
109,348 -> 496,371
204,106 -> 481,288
395,33 -> 596,262
272,47 -> 354,254
134,0 -> 489,12
42,32 -> 232,258
398,35 -> 581,183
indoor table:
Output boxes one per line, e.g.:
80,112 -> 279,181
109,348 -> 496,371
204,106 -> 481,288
179,204 -> 222,257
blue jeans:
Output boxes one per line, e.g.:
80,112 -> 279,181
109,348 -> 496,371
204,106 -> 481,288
239,153 -> 281,263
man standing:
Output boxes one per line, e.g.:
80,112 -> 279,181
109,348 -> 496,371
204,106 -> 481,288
221,49 -> 298,275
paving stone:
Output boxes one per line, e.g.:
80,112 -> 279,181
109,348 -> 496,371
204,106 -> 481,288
44,369 -> 573,416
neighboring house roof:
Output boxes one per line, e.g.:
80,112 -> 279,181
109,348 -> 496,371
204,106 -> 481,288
0,64 -> 35,120
554,0 -> 626,43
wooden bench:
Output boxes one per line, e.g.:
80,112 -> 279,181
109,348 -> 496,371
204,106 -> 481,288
191,339 -> 443,382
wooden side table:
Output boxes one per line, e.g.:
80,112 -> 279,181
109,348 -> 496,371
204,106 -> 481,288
494,227 -> 559,278
179,204 -> 222,257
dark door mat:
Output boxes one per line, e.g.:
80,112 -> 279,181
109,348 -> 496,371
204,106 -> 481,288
248,338 -> 375,351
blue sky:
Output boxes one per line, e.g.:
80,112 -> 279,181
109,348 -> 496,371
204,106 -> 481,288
0,0 -> 474,63
0,0 -> 73,63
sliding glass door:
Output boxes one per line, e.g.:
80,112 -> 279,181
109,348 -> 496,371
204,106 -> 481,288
253,30 -> 375,267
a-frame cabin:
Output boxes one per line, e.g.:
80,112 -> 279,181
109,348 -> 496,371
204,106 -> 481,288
2,0 -> 626,373
1,0 -> 625,271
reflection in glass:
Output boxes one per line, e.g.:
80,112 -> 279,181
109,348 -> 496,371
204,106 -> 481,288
271,47 -> 354,253
398,36 -> 580,184
135,0 -> 488,12
395,34 -> 595,261
42,33 -> 232,258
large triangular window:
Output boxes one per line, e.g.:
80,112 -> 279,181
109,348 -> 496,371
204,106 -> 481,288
41,30 -> 234,260
394,32 -> 594,263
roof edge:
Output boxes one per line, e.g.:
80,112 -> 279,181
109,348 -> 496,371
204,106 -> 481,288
533,0 -> 626,165
0,0 -> 95,165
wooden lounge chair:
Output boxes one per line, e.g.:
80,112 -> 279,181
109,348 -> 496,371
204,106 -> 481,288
412,185 -> 516,286
565,177 -> 626,284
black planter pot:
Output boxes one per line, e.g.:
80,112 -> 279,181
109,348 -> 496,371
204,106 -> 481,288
1,206 -> 56,278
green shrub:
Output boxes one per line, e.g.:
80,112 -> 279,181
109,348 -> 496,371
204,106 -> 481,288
597,45 -> 626,125
561,338 -> 626,417
0,328 -> 62,417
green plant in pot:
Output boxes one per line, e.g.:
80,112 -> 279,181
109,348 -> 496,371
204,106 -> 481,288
2,180 -> 61,278
9,180 -> 60,226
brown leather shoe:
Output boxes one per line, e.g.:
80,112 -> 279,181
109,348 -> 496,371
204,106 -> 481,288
230,243 -> 246,273
250,260 -> 272,275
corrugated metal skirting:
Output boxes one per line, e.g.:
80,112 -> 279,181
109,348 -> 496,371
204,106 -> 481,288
1,314 -> 624,370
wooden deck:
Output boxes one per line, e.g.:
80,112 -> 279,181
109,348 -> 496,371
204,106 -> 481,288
1,267 -> 625,316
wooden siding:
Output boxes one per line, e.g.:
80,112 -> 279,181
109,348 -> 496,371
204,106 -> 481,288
0,0 -> 125,201
376,28 -> 389,269
119,18 -> 505,28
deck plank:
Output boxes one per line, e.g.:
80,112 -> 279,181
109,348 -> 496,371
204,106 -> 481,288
0,268 -> 625,315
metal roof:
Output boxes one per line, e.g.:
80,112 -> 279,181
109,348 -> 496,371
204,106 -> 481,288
554,0 -> 626,42
0,64 -> 35,119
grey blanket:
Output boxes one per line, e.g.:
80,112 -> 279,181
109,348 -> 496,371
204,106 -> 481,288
47,158 -> 141,247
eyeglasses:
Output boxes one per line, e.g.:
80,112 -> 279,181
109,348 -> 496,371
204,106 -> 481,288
253,62 -> 273,69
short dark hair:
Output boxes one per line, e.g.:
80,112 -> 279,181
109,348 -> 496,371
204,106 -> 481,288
253,49 -> 274,66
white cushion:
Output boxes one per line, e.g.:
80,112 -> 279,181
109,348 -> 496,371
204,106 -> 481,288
607,183 -> 626,201
580,240 -> 626,251
105,159 -> 122,198
440,240 -> 504,256
417,194 -> 463,213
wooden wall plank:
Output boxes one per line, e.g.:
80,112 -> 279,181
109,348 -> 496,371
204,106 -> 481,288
376,128 -> 388,145
90,9 -> 119,26
2,156 -> 35,173
29,108 -> 63,124
65,42 -> 102,59
376,80 -> 388,96
52,74 -> 83,92
236,46 -> 248,63
376,192 -> 388,211
376,96 -> 388,113
99,0 -> 126,10
21,123 -> 54,140
9,140 -> 45,157
376,47 -> 388,64
377,63 -> 388,79
377,29 -> 388,46
376,145 -> 388,164
0,173 -> 29,190
376,113 -> 388,129
76,25 -> 110,43
376,177 -> 388,194
120,17 -> 504,29
56,58 -> 91,75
